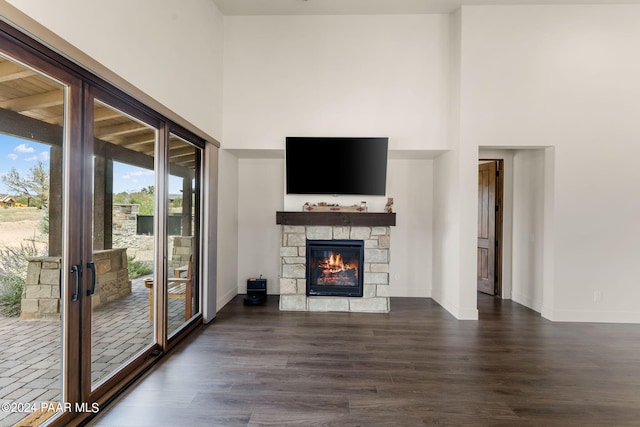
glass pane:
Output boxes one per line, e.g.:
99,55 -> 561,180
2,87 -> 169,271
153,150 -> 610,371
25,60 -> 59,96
0,54 -> 65,426
90,100 -> 156,388
167,134 -> 199,337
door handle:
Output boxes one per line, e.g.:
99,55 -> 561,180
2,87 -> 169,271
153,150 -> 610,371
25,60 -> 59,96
86,261 -> 96,296
70,264 -> 82,301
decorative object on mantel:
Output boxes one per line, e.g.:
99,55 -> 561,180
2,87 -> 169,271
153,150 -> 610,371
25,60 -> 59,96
303,202 -> 367,212
385,197 -> 394,213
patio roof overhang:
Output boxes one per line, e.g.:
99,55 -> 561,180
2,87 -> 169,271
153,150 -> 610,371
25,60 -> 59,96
0,56 -> 195,179
1,55 -> 197,254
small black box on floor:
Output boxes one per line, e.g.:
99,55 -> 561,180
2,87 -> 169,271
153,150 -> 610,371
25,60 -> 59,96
244,278 -> 267,305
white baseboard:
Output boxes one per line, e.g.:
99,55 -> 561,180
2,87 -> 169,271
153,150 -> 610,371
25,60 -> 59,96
511,291 -> 542,314
431,295 -> 478,320
546,309 -> 640,324
216,287 -> 238,313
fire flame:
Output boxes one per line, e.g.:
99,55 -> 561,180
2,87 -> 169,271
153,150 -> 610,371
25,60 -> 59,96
319,252 -> 354,275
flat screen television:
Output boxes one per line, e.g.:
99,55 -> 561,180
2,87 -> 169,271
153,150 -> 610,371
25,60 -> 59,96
285,137 -> 388,196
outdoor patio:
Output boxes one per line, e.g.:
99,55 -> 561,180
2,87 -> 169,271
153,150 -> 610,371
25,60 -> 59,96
0,277 -> 190,427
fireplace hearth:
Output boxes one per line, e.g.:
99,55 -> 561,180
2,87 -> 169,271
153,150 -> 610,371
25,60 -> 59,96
306,240 -> 364,297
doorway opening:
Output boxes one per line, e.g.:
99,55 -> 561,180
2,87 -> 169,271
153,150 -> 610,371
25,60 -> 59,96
478,159 -> 504,297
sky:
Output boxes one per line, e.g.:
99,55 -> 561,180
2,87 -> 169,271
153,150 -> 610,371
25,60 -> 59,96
1,133 -> 181,195
0,134 -> 50,195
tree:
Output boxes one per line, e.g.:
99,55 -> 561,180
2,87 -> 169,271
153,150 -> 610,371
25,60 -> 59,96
141,185 -> 154,195
1,161 -> 49,208
113,188 -> 155,215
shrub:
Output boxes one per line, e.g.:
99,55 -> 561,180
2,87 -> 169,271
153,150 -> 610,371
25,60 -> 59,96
40,210 -> 49,234
0,275 -> 23,317
127,255 -> 153,279
0,243 -> 41,317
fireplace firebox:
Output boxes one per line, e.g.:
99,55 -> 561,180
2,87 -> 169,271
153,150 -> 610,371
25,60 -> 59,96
306,240 -> 364,297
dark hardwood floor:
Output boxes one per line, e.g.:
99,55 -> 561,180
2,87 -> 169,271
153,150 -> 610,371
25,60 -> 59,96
89,294 -> 640,426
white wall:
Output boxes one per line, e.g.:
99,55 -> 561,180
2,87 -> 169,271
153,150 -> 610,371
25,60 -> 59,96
431,9 -> 479,319
216,150 -> 240,309
224,14 -> 449,299
223,14 -> 451,150
461,5 -> 640,322
237,158 -> 284,294
512,149 -> 545,312
386,159 -> 433,297
433,151 -> 461,313
235,157 -> 434,298
5,0 -> 224,142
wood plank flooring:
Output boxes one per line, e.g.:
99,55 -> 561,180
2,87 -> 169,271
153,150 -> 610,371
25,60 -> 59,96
89,294 -> 640,426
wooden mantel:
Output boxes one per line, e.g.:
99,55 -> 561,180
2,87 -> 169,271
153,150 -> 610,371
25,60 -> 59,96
276,211 -> 396,227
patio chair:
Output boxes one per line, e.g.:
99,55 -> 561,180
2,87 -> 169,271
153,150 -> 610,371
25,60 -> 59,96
143,255 -> 193,321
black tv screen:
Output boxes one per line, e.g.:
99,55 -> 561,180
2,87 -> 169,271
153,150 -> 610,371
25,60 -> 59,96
286,137 -> 388,196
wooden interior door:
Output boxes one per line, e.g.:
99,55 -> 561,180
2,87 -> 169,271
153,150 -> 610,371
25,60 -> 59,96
478,161 -> 497,295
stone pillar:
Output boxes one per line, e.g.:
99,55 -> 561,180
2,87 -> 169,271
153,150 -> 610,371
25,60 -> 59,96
49,146 -> 62,257
182,176 -> 192,237
92,248 -> 131,307
112,204 -> 139,246
20,249 -> 132,318
171,236 -> 194,269
20,257 -> 62,320
93,157 -> 113,250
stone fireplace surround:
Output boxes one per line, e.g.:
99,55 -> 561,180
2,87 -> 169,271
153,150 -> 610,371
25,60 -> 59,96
276,212 -> 396,313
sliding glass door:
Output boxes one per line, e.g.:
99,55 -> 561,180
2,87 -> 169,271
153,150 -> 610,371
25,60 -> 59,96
167,133 -> 201,338
87,96 -> 159,392
0,45 -> 81,427
81,90 -> 204,400
1,22 -> 206,425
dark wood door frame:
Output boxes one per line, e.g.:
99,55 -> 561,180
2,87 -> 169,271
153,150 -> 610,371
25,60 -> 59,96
478,159 -> 504,297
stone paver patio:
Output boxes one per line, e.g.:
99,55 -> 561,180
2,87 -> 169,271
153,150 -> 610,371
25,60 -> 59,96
0,277 -> 191,427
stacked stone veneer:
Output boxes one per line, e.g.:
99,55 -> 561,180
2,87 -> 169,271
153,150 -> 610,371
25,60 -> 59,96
112,204 -> 192,268
279,225 -> 390,313
113,204 -> 139,243
92,248 -> 132,307
113,204 -> 153,263
20,248 -> 131,320
171,236 -> 194,269
20,257 -> 62,320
